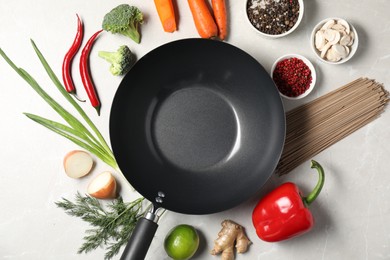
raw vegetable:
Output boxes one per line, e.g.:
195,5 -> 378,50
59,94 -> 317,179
87,171 -> 117,199
98,45 -> 135,76
211,220 -> 251,260
80,30 -> 103,116
187,0 -> 218,39
63,150 -> 94,178
154,0 -> 177,33
62,14 -> 84,101
55,193 -> 146,260
252,160 -> 325,242
0,40 -> 119,172
164,224 -> 199,260
211,0 -> 227,40
0,39 -> 139,259
102,4 -> 144,44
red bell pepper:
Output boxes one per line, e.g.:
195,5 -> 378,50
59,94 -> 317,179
252,160 -> 325,242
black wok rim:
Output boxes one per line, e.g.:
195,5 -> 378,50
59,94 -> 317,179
109,38 -> 285,214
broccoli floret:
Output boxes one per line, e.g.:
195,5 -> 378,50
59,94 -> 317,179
98,45 -> 135,76
102,4 -> 144,44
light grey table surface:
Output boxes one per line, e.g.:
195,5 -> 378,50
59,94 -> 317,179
1,0 -> 389,259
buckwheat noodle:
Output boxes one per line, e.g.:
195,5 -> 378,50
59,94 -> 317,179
275,77 -> 389,175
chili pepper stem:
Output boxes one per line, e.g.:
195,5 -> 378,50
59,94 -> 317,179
70,92 -> 86,102
303,160 -> 325,207
95,105 -> 101,116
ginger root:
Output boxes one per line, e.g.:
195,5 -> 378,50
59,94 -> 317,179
210,219 -> 251,260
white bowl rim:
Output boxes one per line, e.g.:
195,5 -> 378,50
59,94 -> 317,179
271,54 -> 317,100
245,0 -> 304,38
310,17 -> 359,64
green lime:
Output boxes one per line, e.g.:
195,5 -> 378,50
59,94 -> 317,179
164,224 -> 200,260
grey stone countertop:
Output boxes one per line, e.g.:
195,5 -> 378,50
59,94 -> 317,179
0,0 -> 389,259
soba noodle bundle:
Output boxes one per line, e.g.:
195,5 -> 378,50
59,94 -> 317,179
275,78 -> 389,175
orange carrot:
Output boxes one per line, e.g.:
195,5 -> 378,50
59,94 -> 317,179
188,0 -> 218,39
154,0 -> 177,32
211,0 -> 227,40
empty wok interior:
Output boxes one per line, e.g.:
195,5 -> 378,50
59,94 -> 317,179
109,39 -> 285,214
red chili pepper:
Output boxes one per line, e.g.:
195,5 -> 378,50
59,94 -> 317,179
252,160 -> 325,242
62,14 -> 84,101
79,29 -> 103,115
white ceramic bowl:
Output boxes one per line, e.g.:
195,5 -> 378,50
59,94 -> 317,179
245,0 -> 304,38
310,17 -> 359,64
271,54 -> 316,100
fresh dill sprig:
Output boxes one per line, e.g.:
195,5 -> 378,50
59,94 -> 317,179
0,40 -> 142,259
55,192 -> 145,260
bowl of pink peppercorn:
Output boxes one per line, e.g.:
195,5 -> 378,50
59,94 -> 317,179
271,54 -> 316,100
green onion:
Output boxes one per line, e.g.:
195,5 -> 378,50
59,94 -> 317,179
0,40 -> 119,171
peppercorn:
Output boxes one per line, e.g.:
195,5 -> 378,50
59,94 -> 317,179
272,57 -> 312,97
247,0 -> 300,35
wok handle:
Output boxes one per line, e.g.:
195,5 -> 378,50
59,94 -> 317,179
120,213 -> 159,260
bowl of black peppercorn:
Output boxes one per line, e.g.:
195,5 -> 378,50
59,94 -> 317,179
246,0 -> 304,38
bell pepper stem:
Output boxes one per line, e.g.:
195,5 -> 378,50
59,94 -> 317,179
303,160 -> 325,207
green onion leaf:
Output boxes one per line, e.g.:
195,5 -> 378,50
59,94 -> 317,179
0,43 -> 119,171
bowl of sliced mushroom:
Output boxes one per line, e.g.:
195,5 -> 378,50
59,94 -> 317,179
311,17 -> 358,64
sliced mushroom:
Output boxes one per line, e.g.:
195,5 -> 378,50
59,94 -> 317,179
340,34 -> 352,46
331,23 -> 346,32
320,42 -> 332,58
347,31 -> 355,46
337,19 -> 350,34
321,19 -> 335,30
315,30 -> 326,50
324,29 -> 339,43
326,48 -> 341,62
330,30 -> 341,44
314,18 -> 356,62
332,44 -> 348,58
344,45 -> 350,55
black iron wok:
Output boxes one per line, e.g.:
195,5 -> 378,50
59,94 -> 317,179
109,39 -> 285,260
